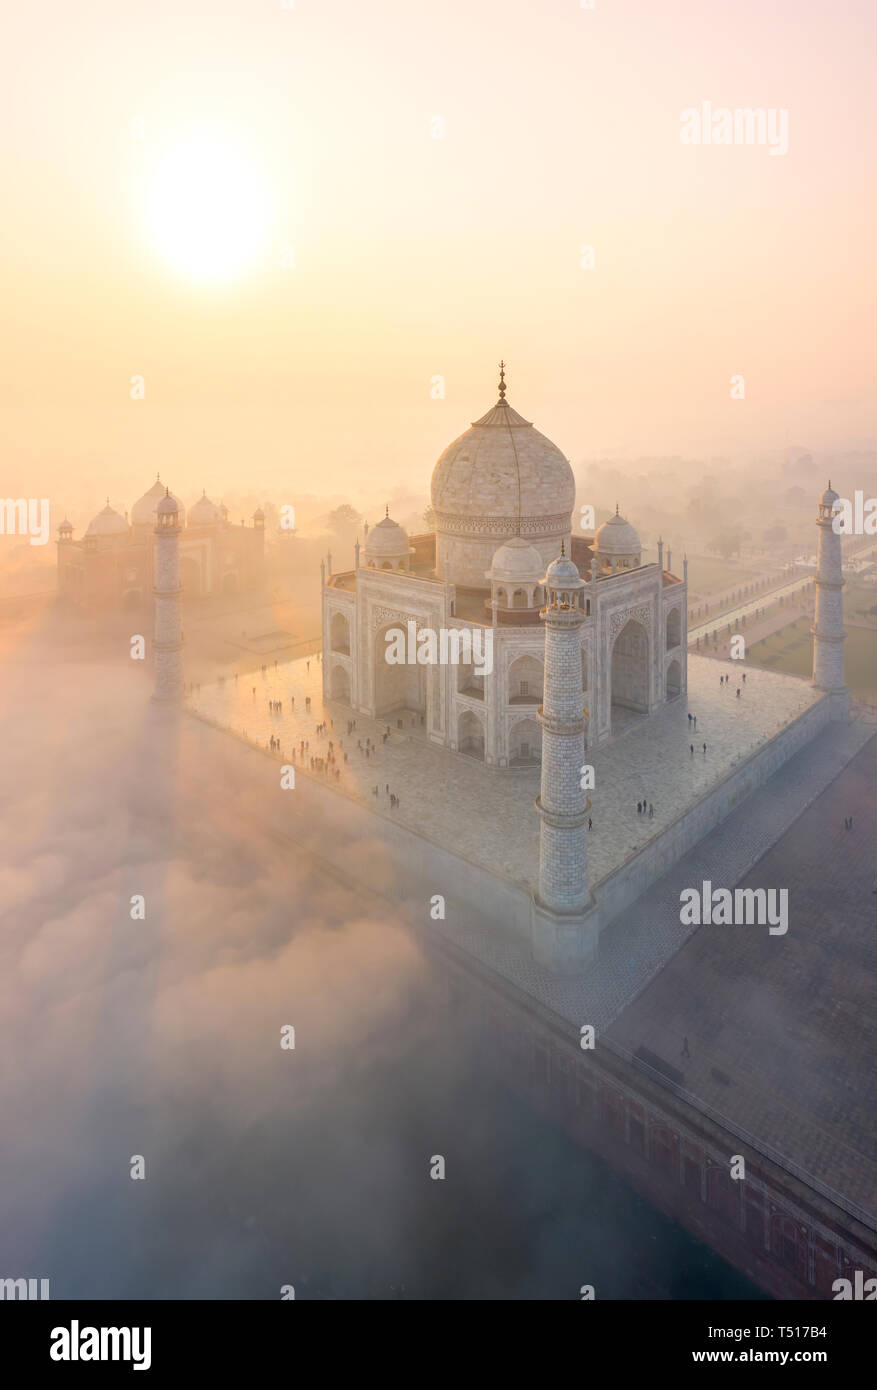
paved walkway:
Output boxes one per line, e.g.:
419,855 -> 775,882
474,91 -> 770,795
689,575 -> 816,644
404,720 -> 872,1032
187,655 -> 823,897
695,600 -> 814,661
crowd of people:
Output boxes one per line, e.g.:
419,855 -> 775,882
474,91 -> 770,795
252,662 -> 406,809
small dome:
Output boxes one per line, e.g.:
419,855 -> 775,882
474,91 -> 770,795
820,482 -> 839,506
131,477 -> 185,527
156,491 -> 179,517
486,536 -> 544,584
253,507 -> 265,521
364,511 -> 410,559
188,491 -> 223,526
594,509 -> 641,557
543,550 -> 585,589
85,502 -> 128,538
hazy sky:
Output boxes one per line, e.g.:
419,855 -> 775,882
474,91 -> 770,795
1,0 -> 874,512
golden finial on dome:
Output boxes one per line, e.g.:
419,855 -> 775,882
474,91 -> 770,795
615,502 -> 620,516
498,360 -> 506,401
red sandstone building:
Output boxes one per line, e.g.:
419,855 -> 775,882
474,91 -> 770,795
57,477 -> 265,611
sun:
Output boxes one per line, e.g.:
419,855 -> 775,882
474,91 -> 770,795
146,130 -> 269,283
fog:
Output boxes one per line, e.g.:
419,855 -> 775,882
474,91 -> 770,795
0,609 -> 756,1299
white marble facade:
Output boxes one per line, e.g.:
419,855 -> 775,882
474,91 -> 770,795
322,373 -> 687,765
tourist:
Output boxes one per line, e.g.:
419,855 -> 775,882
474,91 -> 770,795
693,716 -> 697,730
736,687 -> 741,698
690,744 -> 694,756
688,712 -> 692,724
703,742 -> 707,755
637,801 -> 642,814
588,817 -> 592,831
682,1036 -> 691,1059
649,804 -> 654,818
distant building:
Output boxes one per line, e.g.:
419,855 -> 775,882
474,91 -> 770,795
57,477 -> 265,610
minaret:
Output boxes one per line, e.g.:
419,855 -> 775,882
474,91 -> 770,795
152,489 -> 184,703
812,482 -> 850,718
533,546 -> 598,971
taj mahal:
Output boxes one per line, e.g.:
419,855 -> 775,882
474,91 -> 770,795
179,368 -> 853,975
321,365 -> 688,763
156,380 -> 871,1299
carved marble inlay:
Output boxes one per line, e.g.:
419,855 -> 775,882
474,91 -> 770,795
609,604 -> 652,640
370,604 -> 432,632
436,511 -> 570,537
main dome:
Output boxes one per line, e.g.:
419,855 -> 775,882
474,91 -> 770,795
131,477 -> 186,527
430,369 -> 575,587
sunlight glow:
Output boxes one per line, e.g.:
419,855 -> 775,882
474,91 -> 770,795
147,131 -> 269,283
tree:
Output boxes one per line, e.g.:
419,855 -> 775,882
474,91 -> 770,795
709,531 -> 741,559
422,504 -> 436,529
327,504 -> 362,534
763,525 -> 787,545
